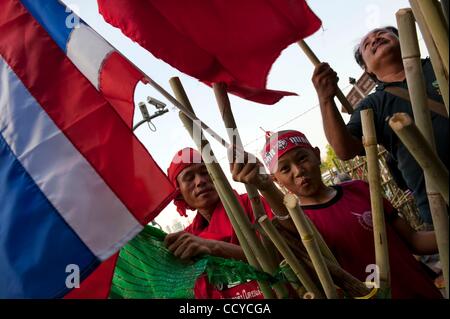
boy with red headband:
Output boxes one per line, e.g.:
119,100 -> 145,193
231,130 -> 442,298
164,147 -> 274,299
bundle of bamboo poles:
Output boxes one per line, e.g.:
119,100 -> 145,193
170,77 -> 294,299
396,8 -> 449,298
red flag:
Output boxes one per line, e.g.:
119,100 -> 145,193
97,0 -> 321,104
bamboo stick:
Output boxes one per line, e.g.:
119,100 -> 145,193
297,40 -> 354,114
415,1 -> 449,76
170,77 -> 289,298
259,215 -> 324,298
361,109 -> 391,298
211,82 -> 289,298
273,219 -> 372,298
410,1 -> 449,115
283,193 -> 339,299
279,260 -> 307,298
396,9 -> 449,298
212,82 -> 280,270
389,113 -> 449,298
388,114 -> 449,203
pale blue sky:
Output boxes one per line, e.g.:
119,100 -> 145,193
64,0 -> 426,230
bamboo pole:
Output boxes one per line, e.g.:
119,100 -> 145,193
388,114 -> 449,203
414,1 -> 449,76
361,109 -> 391,298
410,1 -> 449,115
396,9 -> 449,298
279,260 -> 308,298
389,113 -> 449,298
283,193 -> 339,299
212,83 -> 280,269
170,77 -> 289,298
297,40 -> 354,114
259,215 -> 324,298
273,220 -> 372,298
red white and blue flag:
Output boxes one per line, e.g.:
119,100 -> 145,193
0,0 -> 175,298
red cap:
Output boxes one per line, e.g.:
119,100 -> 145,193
167,147 -> 203,216
261,130 -> 313,172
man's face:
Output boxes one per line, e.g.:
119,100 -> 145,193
176,163 -> 219,211
359,28 -> 400,74
272,147 -> 323,198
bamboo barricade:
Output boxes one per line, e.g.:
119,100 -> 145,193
361,109 -> 391,298
279,260 -> 308,298
212,83 -> 280,271
396,9 -> 449,298
170,77 -> 290,299
297,40 -> 354,114
389,113 -> 449,298
409,1 -> 449,114
259,215 -> 324,298
283,193 -> 339,299
211,83 -> 290,298
413,1 -> 449,77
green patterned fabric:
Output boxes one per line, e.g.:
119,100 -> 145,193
109,226 -> 281,299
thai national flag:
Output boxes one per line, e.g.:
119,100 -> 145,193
0,0 -> 175,298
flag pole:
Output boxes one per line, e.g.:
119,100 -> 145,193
297,40 -> 354,114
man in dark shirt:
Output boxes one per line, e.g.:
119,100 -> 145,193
311,26 -> 448,226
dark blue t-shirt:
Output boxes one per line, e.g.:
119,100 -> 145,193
347,59 -> 448,224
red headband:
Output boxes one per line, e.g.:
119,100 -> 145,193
167,147 -> 202,217
261,130 -> 312,172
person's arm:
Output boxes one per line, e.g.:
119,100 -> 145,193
312,63 -> 364,160
229,153 -> 298,232
164,231 -> 247,261
391,216 -> 438,255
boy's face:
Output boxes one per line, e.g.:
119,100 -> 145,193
272,147 -> 323,198
176,163 -> 219,211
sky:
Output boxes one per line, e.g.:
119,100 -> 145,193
63,0 -> 427,231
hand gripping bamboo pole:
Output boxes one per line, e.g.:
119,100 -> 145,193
297,40 -> 354,114
414,1 -> 449,76
409,1 -> 449,115
259,215 -> 324,298
361,109 -> 391,298
396,9 -> 449,298
283,193 -> 339,299
211,82 -> 289,298
170,77 -> 285,298
389,113 -> 449,298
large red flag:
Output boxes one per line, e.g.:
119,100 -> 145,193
97,0 -> 321,104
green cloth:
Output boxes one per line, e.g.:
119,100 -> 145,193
110,226 -> 281,299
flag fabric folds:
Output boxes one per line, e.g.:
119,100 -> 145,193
0,0 -> 175,298
97,0 -> 322,105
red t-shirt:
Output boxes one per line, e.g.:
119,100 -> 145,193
302,180 -> 442,299
186,193 -> 273,299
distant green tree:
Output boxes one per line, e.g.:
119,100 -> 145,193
321,144 -> 337,173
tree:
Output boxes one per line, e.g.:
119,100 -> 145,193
321,144 -> 338,173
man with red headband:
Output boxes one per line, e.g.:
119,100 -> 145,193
164,147 -> 274,299
232,130 -> 442,298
